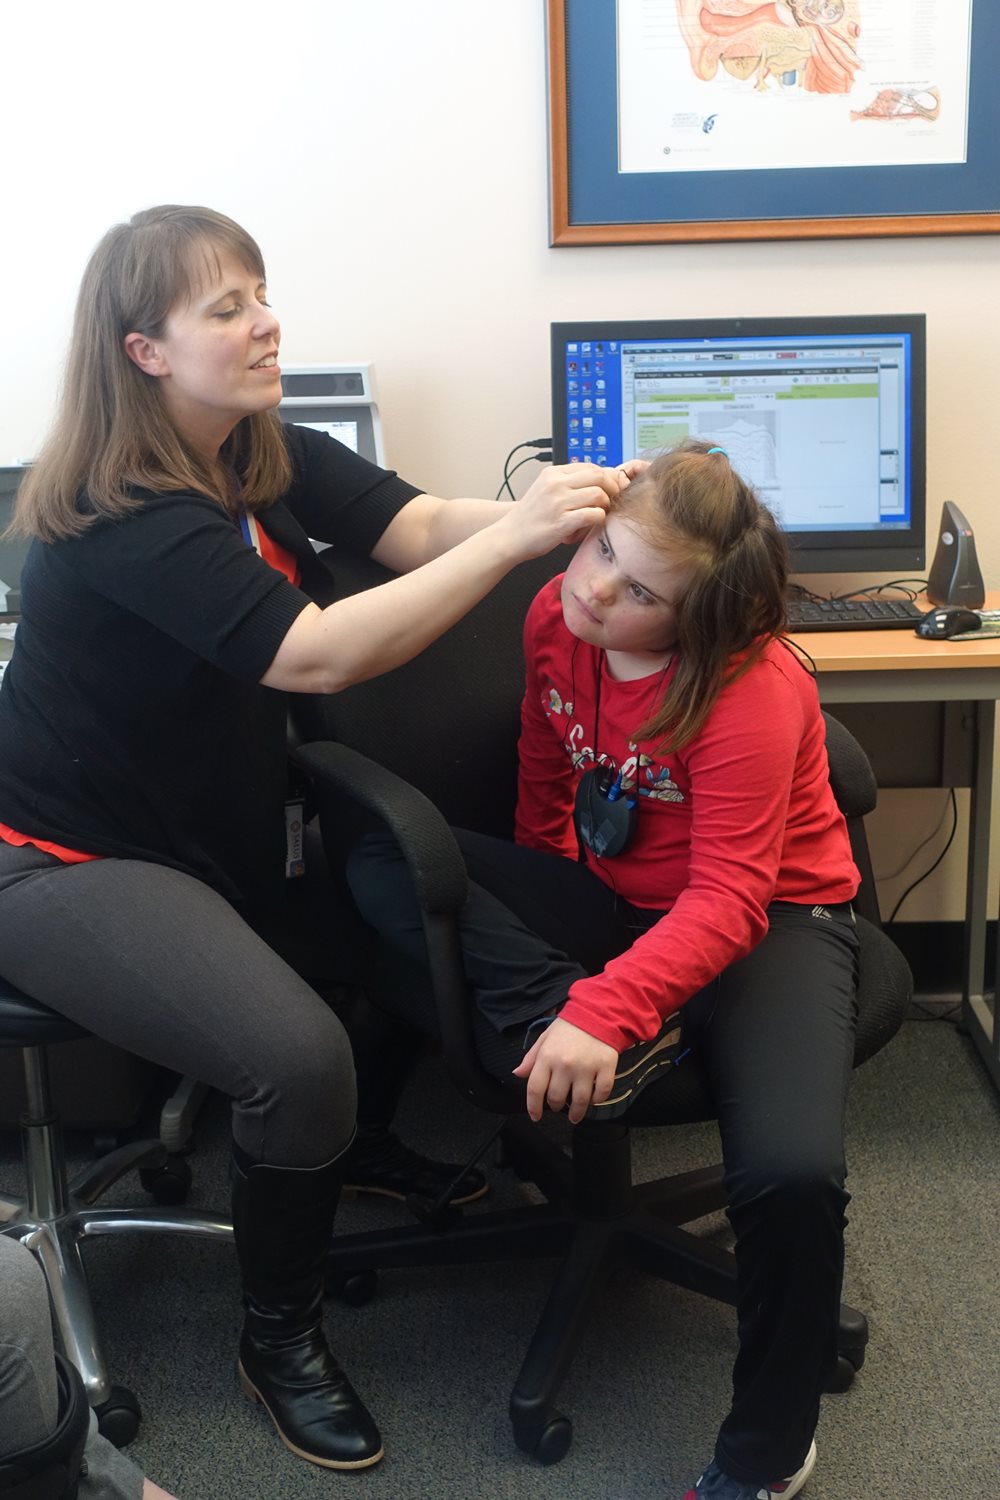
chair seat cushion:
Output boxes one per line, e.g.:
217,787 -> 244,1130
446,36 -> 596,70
0,979 -> 89,1046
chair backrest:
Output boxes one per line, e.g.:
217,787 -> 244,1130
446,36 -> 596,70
291,546 -> 572,837
821,712 -> 881,926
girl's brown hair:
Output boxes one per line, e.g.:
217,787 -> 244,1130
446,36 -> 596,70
616,439 -> 789,752
11,205 -> 291,541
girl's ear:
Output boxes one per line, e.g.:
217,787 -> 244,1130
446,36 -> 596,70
123,332 -> 167,377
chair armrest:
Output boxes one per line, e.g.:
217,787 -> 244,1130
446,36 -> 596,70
291,741 -> 469,913
292,739 -> 515,1112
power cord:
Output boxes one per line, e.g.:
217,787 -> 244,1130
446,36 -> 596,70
881,788 -> 963,1023
884,787 -> 957,925
787,579 -> 929,606
496,438 -> 553,502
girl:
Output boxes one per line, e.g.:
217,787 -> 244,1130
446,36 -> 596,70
0,204 -> 617,1472
348,439 -> 860,1498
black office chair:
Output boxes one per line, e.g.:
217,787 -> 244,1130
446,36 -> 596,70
291,550 -> 913,1465
0,982 -> 233,1444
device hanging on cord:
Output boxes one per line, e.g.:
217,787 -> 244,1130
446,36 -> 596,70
574,765 -> 637,858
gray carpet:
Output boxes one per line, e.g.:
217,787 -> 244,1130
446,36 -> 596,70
3,1015 -> 999,1498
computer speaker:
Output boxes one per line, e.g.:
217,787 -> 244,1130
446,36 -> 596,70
926,501 -> 985,609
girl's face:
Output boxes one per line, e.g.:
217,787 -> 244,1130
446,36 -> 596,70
125,248 -> 282,456
560,511 -> 690,669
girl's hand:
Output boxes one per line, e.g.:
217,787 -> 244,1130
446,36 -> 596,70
500,463 -> 620,560
513,1016 -> 618,1124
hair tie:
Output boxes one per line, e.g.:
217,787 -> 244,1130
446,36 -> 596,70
706,446 -> 729,458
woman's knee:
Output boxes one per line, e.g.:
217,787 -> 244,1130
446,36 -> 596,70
232,1007 -> 358,1167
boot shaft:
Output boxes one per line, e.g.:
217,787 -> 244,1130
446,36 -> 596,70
231,1144 -> 347,1339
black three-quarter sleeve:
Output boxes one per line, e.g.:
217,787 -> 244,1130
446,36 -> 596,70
279,422 -> 423,555
47,492 -> 312,683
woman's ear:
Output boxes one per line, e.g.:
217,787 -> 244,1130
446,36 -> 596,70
123,332 -> 166,377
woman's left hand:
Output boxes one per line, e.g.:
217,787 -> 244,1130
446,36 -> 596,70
513,1017 -> 618,1125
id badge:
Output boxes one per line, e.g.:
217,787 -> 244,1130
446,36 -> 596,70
284,798 -> 306,879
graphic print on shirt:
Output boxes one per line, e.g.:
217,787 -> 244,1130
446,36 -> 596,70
540,679 -> 685,804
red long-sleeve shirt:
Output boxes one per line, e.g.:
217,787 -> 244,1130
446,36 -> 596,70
515,577 -> 859,1052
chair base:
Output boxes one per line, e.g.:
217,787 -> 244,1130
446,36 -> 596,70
325,1116 -> 868,1464
2,1120 -> 232,1432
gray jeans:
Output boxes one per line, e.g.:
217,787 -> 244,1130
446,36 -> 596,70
0,840 -> 356,1166
0,1233 -> 144,1500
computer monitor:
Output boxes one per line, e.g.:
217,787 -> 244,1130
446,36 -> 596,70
0,466 -> 30,619
550,315 -> 926,578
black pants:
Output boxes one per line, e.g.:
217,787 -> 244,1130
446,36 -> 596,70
0,829 -> 416,1168
347,827 -> 859,1483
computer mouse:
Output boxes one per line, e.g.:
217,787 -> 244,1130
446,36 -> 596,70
914,607 -> 982,640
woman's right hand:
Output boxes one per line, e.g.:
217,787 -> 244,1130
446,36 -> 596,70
498,462 -> 621,560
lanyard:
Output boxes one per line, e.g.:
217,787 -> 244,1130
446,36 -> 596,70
236,499 -> 305,878
236,501 -> 262,557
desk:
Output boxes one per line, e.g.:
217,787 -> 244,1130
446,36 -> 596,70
789,591 -> 1000,1093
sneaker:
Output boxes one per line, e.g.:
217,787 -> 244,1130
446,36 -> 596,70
342,1126 -> 488,1207
588,1013 -> 685,1118
683,1440 -> 817,1499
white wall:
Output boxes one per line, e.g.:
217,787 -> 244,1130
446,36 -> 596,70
4,1 -> 999,925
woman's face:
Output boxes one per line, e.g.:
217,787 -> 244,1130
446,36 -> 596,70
127,247 -> 282,456
560,511 -> 690,668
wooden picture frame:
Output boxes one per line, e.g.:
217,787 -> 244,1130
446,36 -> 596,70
547,0 -> 1000,245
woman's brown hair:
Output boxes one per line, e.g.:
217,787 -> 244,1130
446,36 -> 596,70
10,205 -> 291,541
616,439 -> 790,753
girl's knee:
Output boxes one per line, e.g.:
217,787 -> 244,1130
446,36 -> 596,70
728,1156 -> 848,1223
345,830 -> 407,914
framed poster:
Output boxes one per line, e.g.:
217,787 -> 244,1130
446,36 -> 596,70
548,0 -> 1000,244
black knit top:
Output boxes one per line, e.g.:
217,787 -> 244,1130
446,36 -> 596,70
0,424 -> 419,906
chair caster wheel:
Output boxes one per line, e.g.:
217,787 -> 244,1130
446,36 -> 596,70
95,1384 -> 142,1447
831,1304 -> 866,1392
825,1353 -> 860,1393
140,1157 -> 192,1205
331,1269 -> 378,1307
513,1409 -> 573,1465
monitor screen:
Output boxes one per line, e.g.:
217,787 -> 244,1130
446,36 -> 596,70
0,467 -> 30,618
551,315 -> 926,577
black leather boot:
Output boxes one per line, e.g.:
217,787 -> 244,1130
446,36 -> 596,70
232,1143 -> 384,1469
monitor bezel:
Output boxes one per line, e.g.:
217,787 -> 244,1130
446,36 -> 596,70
550,314 -> 927,577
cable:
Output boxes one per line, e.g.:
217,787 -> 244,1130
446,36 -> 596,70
909,999 -> 962,1024
885,788 -> 958,924
777,635 -> 818,676
788,580 -> 930,606
495,444 -> 553,502
875,790 -> 953,883
498,439 -> 553,501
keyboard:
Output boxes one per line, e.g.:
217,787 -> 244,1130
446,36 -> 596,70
786,598 -> 926,632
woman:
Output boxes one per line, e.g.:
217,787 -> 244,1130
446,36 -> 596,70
349,441 -> 860,1497
0,204 -> 618,1471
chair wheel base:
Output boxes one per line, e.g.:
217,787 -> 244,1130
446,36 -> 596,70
139,1157 -> 192,1205
95,1384 -> 142,1447
512,1408 -> 573,1465
825,1353 -> 860,1393
330,1269 -> 379,1307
